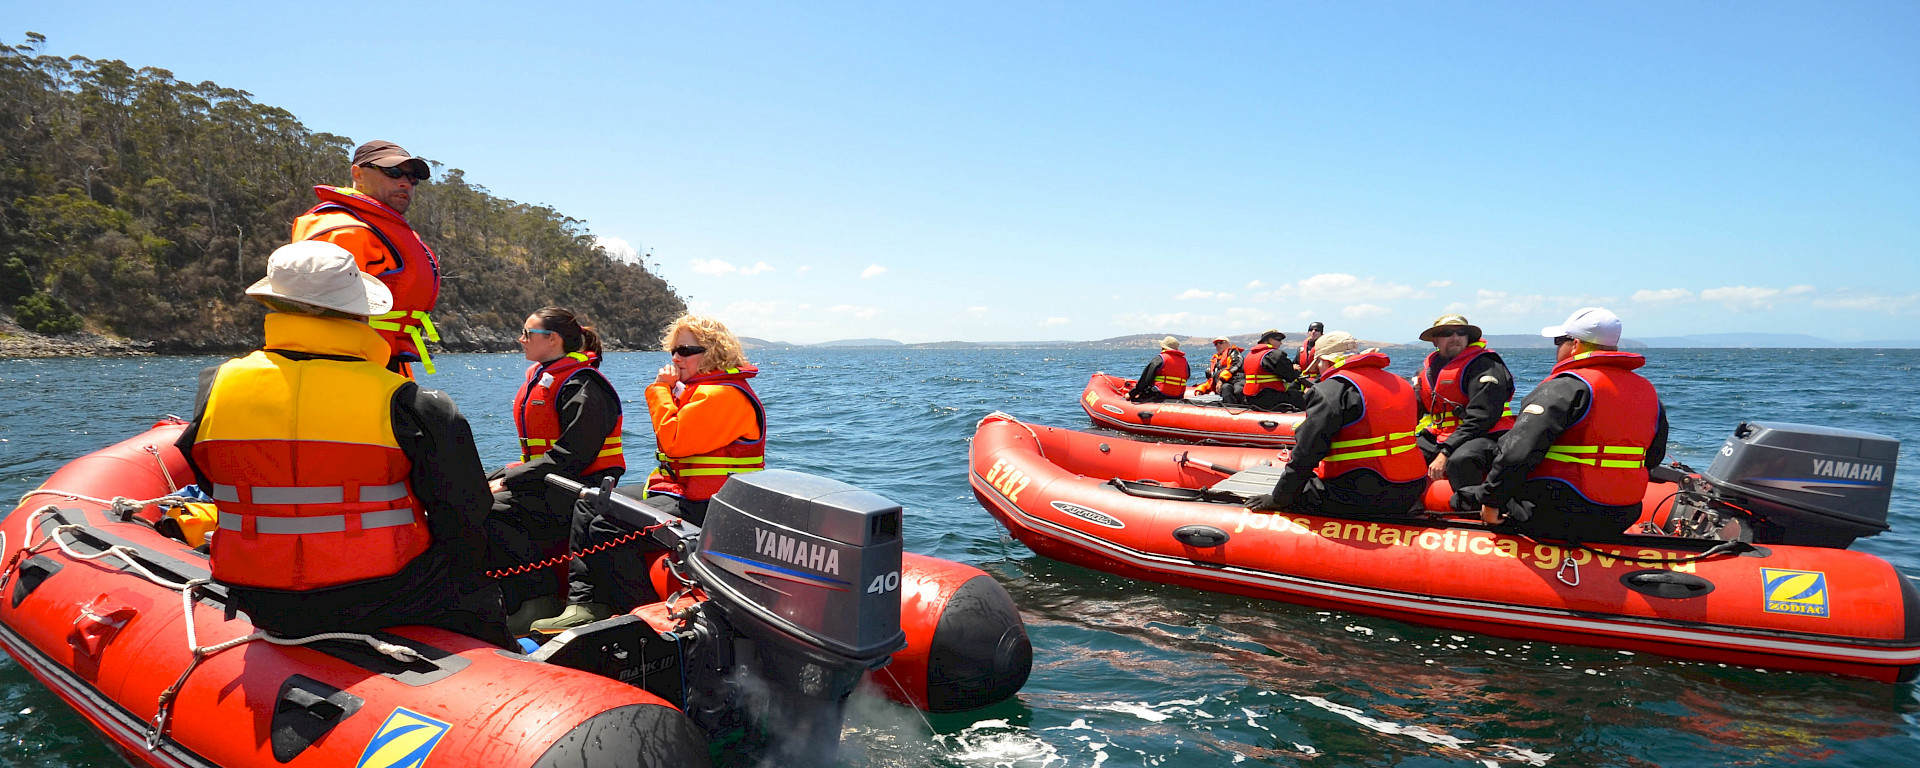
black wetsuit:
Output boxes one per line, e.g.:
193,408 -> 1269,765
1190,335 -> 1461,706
1414,351 -> 1515,490
1260,376 -> 1427,519
1127,355 -> 1178,402
488,373 -> 623,611
1246,348 -> 1304,412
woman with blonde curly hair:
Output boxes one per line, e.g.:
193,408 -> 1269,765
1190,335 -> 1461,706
534,312 -> 766,631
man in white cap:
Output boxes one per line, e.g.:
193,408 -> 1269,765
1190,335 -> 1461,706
1412,314 -> 1515,490
175,241 -> 510,647
1193,335 -> 1245,401
1454,307 -> 1668,542
1127,336 -> 1191,402
1246,331 -> 1428,517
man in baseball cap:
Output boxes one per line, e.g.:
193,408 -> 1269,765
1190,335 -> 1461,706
1241,329 -> 1303,412
1127,336 -> 1191,402
176,241 -> 510,647
1454,307 -> 1669,543
290,139 -> 444,376
1245,330 -> 1427,518
1412,314 -> 1516,491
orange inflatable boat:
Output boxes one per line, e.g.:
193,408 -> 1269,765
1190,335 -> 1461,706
1081,372 -> 1303,447
2,420 -> 1029,767
971,413 -> 1920,682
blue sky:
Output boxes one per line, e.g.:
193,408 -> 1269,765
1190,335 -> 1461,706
11,2 -> 1917,343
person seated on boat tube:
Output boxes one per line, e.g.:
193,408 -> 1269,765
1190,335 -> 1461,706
1412,314 -> 1515,491
1245,331 -> 1427,519
289,140 -> 443,377
1193,336 -> 1245,400
1296,321 -> 1325,370
1453,307 -> 1669,543
533,313 -> 765,633
484,307 -> 623,634
175,241 -> 512,648
1242,330 -> 1305,412
1127,336 -> 1191,402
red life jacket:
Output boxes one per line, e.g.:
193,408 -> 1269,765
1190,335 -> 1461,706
1297,339 -> 1318,371
647,366 -> 767,502
291,185 -> 443,371
1153,349 -> 1189,397
1316,352 -> 1426,483
513,351 -> 626,476
191,314 -> 431,591
1527,351 -> 1661,506
1242,344 -> 1289,397
1415,341 -> 1516,441
1196,345 -> 1242,394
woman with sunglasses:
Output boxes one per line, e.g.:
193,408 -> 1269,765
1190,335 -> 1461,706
533,313 -> 764,632
488,307 -> 624,633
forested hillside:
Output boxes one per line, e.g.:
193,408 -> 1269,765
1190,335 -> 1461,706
0,33 -> 684,352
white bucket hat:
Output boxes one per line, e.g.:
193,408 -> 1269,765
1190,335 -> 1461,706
1541,307 -> 1622,346
246,241 -> 393,317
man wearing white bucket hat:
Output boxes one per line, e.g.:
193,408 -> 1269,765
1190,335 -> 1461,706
1246,331 -> 1428,518
1127,336 -> 1191,402
175,241 -> 511,647
1454,307 -> 1669,543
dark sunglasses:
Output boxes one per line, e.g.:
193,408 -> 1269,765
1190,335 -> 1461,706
1429,328 -> 1468,339
1553,335 -> 1577,346
519,328 -> 556,339
364,163 -> 428,183
670,345 -> 707,357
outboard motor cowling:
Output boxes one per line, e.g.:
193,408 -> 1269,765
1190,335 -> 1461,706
685,470 -> 908,762
1704,421 -> 1899,548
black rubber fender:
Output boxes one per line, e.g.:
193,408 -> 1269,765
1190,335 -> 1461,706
531,702 -> 712,768
926,575 -> 1033,712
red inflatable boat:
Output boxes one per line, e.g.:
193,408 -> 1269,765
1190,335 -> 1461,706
970,413 -> 1920,682
1081,372 -> 1303,447
2,421 -> 1029,768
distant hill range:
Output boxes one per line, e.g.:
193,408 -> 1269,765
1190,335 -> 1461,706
742,332 -> 1919,351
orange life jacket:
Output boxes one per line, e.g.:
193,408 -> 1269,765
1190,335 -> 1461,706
1316,352 -> 1426,483
1153,349 -> 1189,397
1527,351 -> 1661,506
1297,340 -> 1318,371
191,314 -> 432,591
1415,341 -> 1516,441
290,185 -> 443,372
1242,344 -> 1288,397
1197,345 -> 1242,394
646,366 -> 766,502
513,351 -> 625,476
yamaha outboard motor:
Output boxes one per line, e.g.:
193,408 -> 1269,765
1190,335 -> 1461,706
536,470 -> 907,765
682,470 -> 908,762
1699,421 -> 1899,548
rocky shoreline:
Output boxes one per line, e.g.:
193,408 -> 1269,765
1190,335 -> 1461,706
0,317 -> 158,359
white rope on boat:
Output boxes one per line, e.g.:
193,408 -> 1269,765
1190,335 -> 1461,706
6,499 -> 426,749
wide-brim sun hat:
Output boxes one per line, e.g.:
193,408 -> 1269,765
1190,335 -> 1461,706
246,240 -> 393,316
1541,307 -> 1622,346
1313,331 -> 1360,360
1160,336 -> 1181,351
1418,313 -> 1482,342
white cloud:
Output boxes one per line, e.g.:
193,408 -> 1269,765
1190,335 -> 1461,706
1177,289 -> 1232,300
1342,303 -> 1391,319
1471,290 -> 1547,314
740,261 -> 775,275
1785,284 -> 1816,296
723,300 -> 782,316
1112,311 -> 1194,328
1631,288 -> 1694,306
1265,273 -> 1427,303
1042,317 -> 1071,326
827,304 -> 882,320
690,258 -> 738,276
860,264 -> 888,279
1700,285 -> 1782,312
1810,290 -> 1920,314
1427,280 -> 1453,288
1245,279 -> 1268,290
595,236 -> 639,263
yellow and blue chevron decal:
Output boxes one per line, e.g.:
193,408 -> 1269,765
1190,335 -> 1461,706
355,707 -> 452,768
1760,568 -> 1830,618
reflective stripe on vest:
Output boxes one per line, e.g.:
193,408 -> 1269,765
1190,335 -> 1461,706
218,507 -> 418,535
368,309 -> 440,374
1544,444 -> 1647,469
656,452 -> 765,477
512,351 -> 625,472
1323,429 -> 1421,463
209,481 -> 409,505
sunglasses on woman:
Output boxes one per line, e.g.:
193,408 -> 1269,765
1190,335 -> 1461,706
671,345 -> 707,357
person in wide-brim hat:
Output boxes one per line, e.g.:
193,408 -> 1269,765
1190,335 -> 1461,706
245,240 -> 393,317
1128,335 -> 1191,403
1417,313 -> 1482,343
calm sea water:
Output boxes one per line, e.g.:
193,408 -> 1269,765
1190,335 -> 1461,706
1,347 -> 1916,767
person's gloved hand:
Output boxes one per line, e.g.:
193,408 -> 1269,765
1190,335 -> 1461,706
1450,483 -> 1487,512
1245,494 -> 1280,511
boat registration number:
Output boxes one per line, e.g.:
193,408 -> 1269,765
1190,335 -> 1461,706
983,458 -> 1032,503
